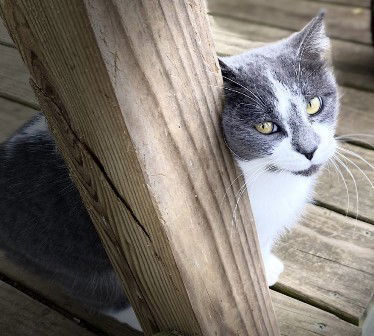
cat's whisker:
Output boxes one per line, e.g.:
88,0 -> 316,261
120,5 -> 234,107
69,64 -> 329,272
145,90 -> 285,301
222,136 -> 250,162
232,168 -> 271,226
223,87 -> 267,110
329,157 -> 350,216
337,146 -> 374,171
336,151 -> 374,192
221,75 -> 267,109
221,158 -> 273,208
231,182 -> 248,227
231,162 -> 271,226
334,156 -> 359,226
219,172 -> 244,208
324,159 -> 332,177
222,87 -> 259,103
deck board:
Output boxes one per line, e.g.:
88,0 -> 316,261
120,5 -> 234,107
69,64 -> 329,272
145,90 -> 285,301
271,291 -> 361,336
0,97 -> 36,142
274,205 -> 374,324
208,0 -> 372,45
0,45 -> 38,108
0,279 -> 97,336
0,20 -> 13,46
306,0 -> 370,7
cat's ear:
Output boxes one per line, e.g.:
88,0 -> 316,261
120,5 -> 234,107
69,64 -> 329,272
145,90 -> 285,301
290,11 -> 331,62
219,58 -> 236,79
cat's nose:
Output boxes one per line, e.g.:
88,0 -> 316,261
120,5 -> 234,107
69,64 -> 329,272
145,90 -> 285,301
300,148 -> 317,161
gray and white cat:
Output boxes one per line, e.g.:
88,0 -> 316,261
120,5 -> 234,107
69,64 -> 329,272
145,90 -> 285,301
221,12 -> 338,285
0,13 -> 338,329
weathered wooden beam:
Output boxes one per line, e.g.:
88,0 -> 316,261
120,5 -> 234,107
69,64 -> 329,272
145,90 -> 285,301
0,1 -> 279,335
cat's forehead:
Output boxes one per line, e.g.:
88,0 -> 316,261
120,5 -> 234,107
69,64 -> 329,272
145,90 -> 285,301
229,46 -> 332,103
234,51 -> 302,92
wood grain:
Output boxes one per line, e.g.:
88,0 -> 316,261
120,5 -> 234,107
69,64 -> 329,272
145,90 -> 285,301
208,0 -> 372,45
274,205 -> 374,324
0,1 -> 279,335
271,291 -> 362,336
211,15 -> 374,92
0,97 -> 36,142
0,280 -> 97,336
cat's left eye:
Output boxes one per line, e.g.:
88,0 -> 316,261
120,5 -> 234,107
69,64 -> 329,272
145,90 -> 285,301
306,97 -> 323,115
255,122 -> 278,134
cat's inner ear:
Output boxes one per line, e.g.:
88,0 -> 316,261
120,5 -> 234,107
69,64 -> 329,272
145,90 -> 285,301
219,58 -> 236,80
290,11 -> 331,62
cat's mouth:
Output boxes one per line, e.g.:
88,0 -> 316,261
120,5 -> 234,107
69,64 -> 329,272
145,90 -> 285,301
293,164 -> 321,176
267,164 -> 321,176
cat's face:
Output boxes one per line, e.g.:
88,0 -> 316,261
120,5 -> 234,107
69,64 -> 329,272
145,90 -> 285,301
221,13 -> 339,176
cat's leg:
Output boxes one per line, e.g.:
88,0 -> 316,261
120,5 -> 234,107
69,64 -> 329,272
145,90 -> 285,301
258,238 -> 284,286
262,252 -> 284,287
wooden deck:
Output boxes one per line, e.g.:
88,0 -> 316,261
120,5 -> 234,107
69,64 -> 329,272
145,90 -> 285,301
0,0 -> 373,335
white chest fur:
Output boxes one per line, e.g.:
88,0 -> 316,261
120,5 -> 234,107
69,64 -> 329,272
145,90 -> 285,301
239,161 -> 317,285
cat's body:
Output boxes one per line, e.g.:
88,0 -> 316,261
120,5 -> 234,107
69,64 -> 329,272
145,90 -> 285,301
0,114 -> 127,311
0,13 -> 338,330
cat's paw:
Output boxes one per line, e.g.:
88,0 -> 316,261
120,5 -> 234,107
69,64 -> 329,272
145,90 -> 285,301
264,254 -> 284,286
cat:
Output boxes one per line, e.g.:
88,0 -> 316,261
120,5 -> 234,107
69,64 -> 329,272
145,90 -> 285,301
0,12 -> 338,330
220,12 -> 338,285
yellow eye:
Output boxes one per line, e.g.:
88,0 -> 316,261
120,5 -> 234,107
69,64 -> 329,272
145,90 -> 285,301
306,97 -> 323,115
255,122 -> 276,134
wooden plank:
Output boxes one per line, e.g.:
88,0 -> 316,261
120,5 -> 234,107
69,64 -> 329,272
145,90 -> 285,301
0,252 -> 363,336
271,291 -> 362,336
211,15 -> 374,92
0,97 -> 36,142
1,1 -> 279,335
208,0 -> 372,44
274,205 -> 374,324
337,87 -> 374,140
306,0 -> 370,8
0,279 -> 97,336
316,143 -> 374,223
0,252 -> 143,336
0,45 -> 37,108
0,18 -> 13,46
0,15 -> 373,113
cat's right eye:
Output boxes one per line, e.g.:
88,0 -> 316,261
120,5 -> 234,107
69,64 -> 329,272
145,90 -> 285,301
255,122 -> 278,134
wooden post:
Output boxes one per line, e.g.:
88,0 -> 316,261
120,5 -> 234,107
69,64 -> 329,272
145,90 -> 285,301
0,1 -> 279,335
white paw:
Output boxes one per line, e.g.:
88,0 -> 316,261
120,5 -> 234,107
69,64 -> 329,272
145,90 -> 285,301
264,254 -> 284,286
104,306 -> 142,331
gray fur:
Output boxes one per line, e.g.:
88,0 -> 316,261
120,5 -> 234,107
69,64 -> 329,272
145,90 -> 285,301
0,114 -> 127,311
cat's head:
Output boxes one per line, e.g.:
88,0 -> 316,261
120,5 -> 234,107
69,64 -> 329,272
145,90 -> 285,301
221,12 -> 338,176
